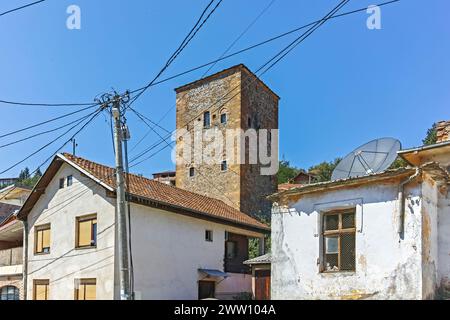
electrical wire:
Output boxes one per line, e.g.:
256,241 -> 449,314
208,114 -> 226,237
0,104 -> 97,139
0,0 -> 45,17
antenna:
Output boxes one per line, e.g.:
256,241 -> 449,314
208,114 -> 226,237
331,138 -> 401,181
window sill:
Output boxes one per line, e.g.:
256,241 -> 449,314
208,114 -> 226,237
75,245 -> 97,250
319,271 -> 356,276
34,252 -> 50,256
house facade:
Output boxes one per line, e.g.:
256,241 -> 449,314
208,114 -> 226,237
17,153 -> 269,300
269,126 -> 450,300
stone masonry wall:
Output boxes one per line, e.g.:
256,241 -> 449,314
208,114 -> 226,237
175,65 -> 279,219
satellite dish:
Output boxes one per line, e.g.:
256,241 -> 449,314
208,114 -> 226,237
331,138 -> 401,181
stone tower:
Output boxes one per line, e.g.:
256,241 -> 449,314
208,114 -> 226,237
174,64 -> 279,218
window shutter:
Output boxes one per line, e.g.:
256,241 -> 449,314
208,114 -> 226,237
78,220 -> 91,247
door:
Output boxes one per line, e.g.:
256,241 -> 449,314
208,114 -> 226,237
198,281 -> 215,299
254,269 -> 270,300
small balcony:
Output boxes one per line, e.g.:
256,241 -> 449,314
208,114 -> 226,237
0,247 -> 23,276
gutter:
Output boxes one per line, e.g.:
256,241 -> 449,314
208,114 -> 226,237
397,167 -> 421,236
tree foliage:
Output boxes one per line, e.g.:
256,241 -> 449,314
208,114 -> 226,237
17,167 -> 42,188
277,160 -> 300,184
423,123 -> 437,146
308,158 -> 341,182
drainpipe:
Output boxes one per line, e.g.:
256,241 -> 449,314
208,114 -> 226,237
22,220 -> 28,300
397,168 -> 421,236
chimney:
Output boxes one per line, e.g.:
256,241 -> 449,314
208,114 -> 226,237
436,120 -> 450,143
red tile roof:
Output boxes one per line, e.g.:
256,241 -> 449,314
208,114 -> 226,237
61,153 -> 269,232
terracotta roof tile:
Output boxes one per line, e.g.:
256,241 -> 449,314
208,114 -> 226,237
61,153 -> 269,231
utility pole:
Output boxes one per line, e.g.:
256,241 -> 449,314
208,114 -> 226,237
111,94 -> 131,300
71,138 -> 78,155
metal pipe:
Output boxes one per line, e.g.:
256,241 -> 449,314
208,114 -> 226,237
397,168 -> 421,236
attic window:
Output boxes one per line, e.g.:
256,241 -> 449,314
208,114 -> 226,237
322,210 -> 356,272
59,178 -> 65,189
205,230 -> 213,242
67,175 -> 73,187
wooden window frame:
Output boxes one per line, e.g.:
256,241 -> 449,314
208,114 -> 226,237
205,230 -> 213,242
67,175 -> 73,187
33,279 -> 49,300
74,278 -> 96,300
34,224 -> 51,255
321,209 -> 356,273
75,214 -> 97,249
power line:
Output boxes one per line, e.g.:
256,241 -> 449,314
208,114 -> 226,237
128,0 -> 400,94
0,104 -> 97,139
0,0 -> 45,17
127,0 -> 224,109
128,0 -> 351,167
0,99 -> 98,107
0,107 -> 102,175
0,111 -> 98,149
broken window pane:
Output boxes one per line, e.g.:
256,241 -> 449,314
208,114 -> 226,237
325,236 -> 338,254
342,212 -> 355,229
340,233 -> 355,271
324,214 -> 339,231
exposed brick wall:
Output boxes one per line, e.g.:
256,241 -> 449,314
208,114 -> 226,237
175,65 -> 278,219
0,276 -> 24,300
436,120 -> 450,143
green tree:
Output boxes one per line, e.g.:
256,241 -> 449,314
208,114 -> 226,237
277,160 -> 300,184
389,157 -> 409,169
308,158 -> 341,182
18,167 -> 30,180
17,167 -> 42,188
423,123 -> 437,145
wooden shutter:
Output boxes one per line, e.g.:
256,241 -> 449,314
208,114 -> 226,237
78,220 -> 91,247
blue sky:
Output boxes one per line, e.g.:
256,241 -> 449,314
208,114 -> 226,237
0,0 -> 449,178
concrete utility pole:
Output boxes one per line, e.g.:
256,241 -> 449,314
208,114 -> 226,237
112,95 -> 132,300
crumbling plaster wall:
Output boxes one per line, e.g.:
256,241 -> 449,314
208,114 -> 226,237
271,182 -> 424,300
437,183 -> 450,297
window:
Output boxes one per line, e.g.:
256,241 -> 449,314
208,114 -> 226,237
33,280 -> 49,300
203,111 -> 210,128
248,117 -> 252,128
225,241 -> 237,259
322,210 -> 356,272
67,175 -> 73,187
0,286 -> 20,300
205,230 -> 213,242
74,279 -> 96,300
59,178 -> 65,189
76,215 -> 97,248
189,167 -> 195,177
198,281 -> 215,300
35,224 -> 51,254
220,113 -> 227,124
221,160 -> 228,171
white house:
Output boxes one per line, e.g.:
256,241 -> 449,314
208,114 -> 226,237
17,153 -> 269,300
269,122 -> 450,300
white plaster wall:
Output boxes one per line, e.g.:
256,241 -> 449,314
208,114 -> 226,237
272,182 -> 424,300
26,163 -> 116,300
421,177 -> 440,299
130,203 -> 256,300
438,185 -> 450,295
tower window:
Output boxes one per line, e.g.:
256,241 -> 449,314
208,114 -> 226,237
220,113 -> 227,124
203,111 -> 210,128
189,167 -> 195,177
221,160 -> 228,171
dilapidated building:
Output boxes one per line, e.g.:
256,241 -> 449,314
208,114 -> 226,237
269,122 -> 450,300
